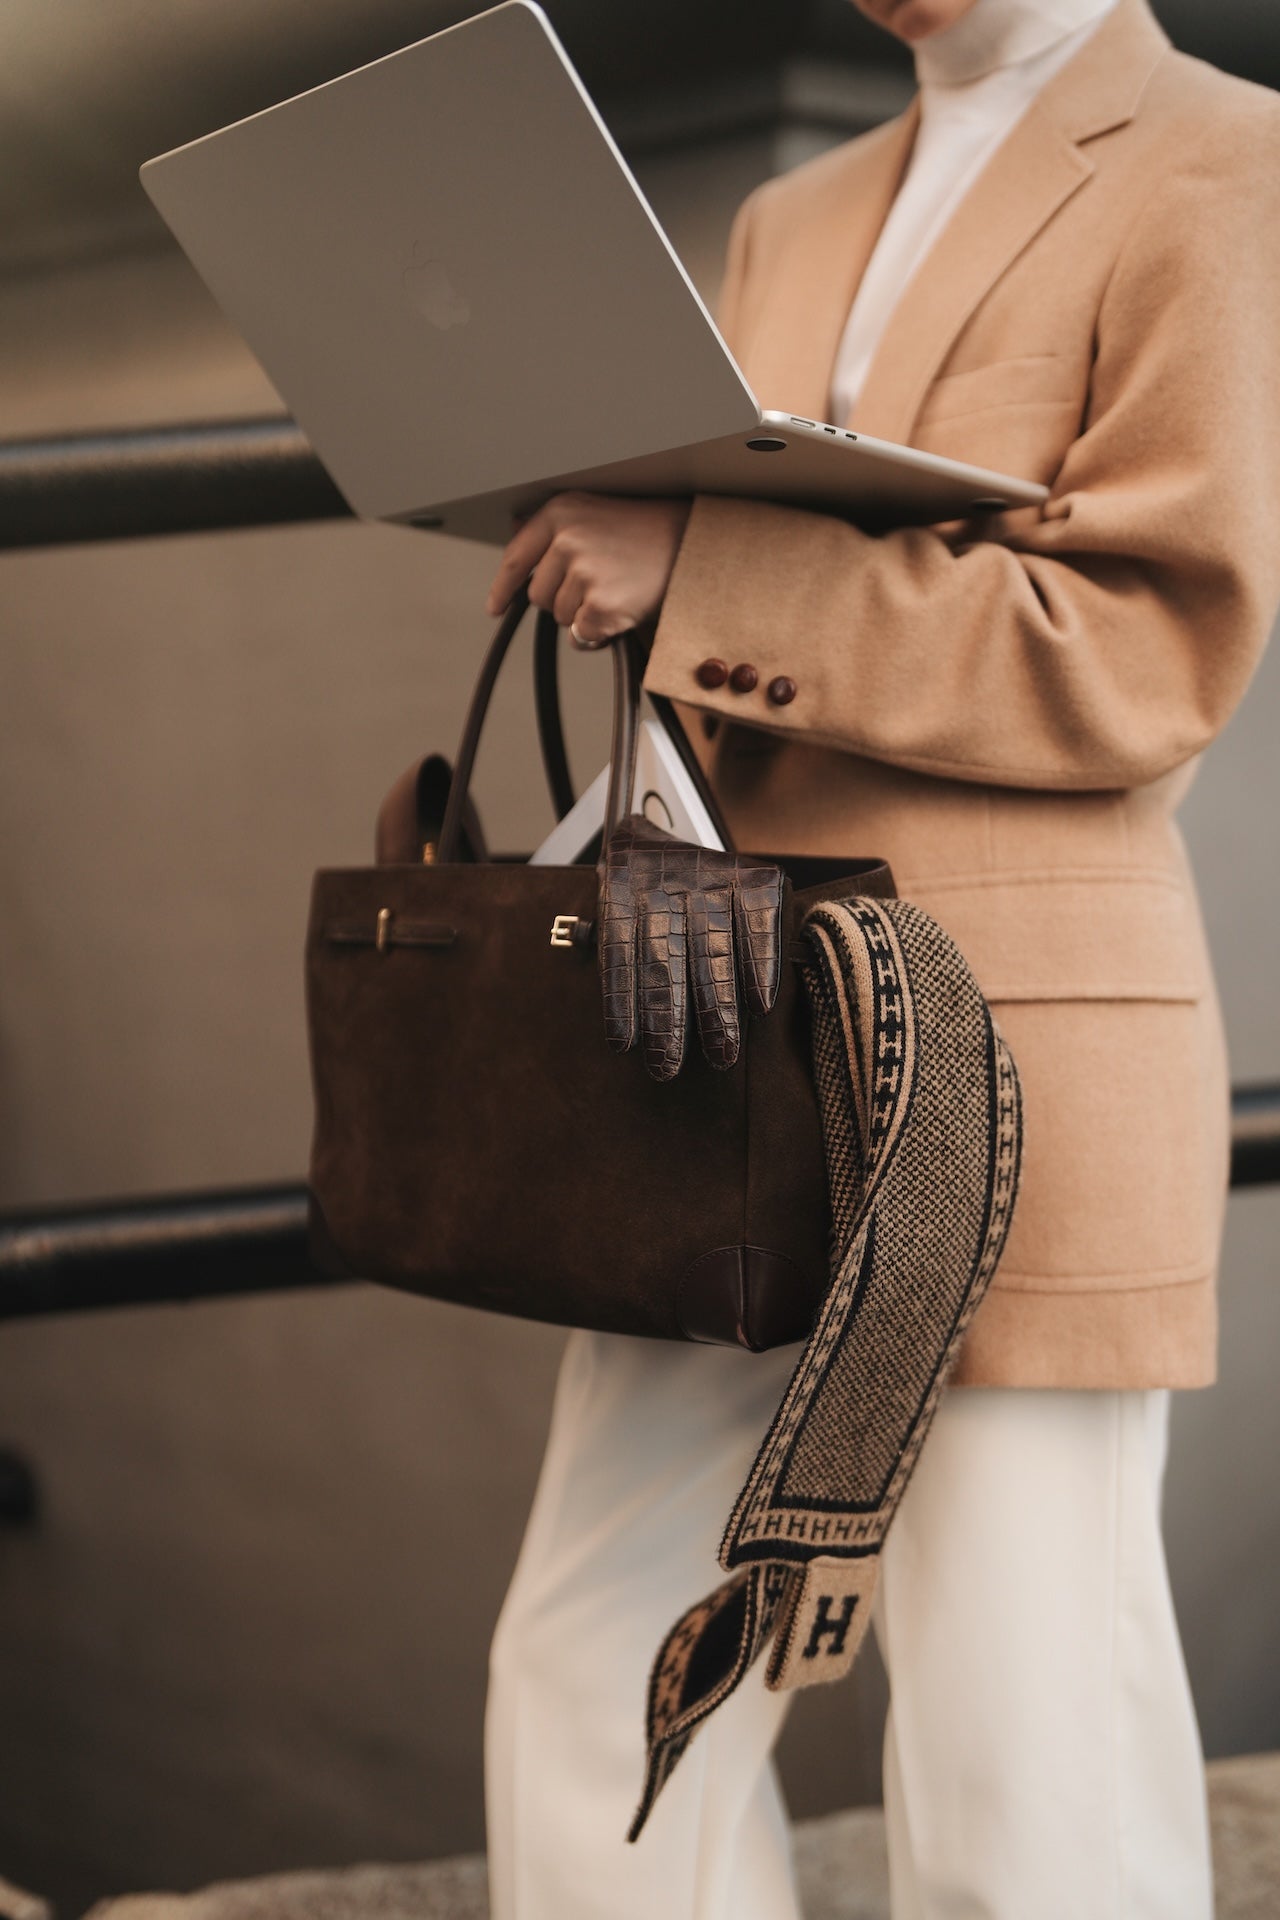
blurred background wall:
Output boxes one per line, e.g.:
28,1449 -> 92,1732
0,3 -> 1276,1914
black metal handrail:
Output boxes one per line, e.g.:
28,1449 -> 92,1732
0,418 -> 350,549
0,1185 -> 325,1321
1,1083 -> 1277,1323
1230,1082 -> 1280,1190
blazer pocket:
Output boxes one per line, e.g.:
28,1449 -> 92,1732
906,872 -> 1208,1004
905,872 -> 1225,1292
983,993 -> 1228,1293
916,354 -> 1081,429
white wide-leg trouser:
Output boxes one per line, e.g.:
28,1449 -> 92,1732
485,1329 -> 1213,1920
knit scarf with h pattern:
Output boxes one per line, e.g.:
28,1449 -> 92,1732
629,894 -> 1023,1840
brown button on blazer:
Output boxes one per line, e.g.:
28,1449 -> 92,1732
644,0 -> 1280,1389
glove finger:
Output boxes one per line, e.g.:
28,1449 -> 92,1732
688,883 -> 741,1070
641,887 -> 688,1081
599,871 -> 639,1055
732,867 -> 785,1017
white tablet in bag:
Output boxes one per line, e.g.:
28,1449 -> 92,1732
529,706 -> 725,865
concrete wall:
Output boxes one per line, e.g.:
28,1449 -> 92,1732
0,125 -> 1277,1919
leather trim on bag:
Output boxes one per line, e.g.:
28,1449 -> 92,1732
677,1244 -> 818,1351
323,920 -> 457,949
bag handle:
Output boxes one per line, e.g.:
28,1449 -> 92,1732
529,617 -> 737,854
438,587 -> 642,865
533,609 -> 576,824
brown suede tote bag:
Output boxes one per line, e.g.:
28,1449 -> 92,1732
305,594 -> 893,1351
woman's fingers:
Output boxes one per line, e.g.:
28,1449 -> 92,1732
552,563 -> 594,631
485,493 -> 690,625
526,542 -> 574,621
569,605 -> 637,648
485,507 -> 556,615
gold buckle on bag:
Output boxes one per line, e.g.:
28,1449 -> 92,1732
550,915 -> 580,948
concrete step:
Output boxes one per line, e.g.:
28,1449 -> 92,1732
78,1752 -> 1280,1920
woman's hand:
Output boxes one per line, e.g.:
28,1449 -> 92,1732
484,492 -> 692,647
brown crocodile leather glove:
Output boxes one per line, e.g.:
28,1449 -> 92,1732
599,814 -> 785,1082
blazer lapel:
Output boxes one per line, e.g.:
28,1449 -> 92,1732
747,103 -> 919,423
849,0 -> 1171,444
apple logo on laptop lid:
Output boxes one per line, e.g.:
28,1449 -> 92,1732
401,242 -> 470,330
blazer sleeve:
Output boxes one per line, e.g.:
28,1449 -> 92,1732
645,114 -> 1280,791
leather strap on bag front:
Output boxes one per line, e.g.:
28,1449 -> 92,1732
602,639 -> 641,861
534,609 -> 575,824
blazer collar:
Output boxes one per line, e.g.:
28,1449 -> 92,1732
747,101 -> 920,427
820,0 -> 1172,442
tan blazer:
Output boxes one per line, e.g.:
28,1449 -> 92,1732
644,0 -> 1280,1389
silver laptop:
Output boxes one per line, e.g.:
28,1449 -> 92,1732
141,0 -> 1048,545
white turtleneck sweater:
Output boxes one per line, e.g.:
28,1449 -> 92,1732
829,0 -> 1120,424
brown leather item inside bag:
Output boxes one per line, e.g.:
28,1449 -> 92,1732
599,816 -> 788,1081
374,751 -> 488,867
305,594 -> 894,1351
